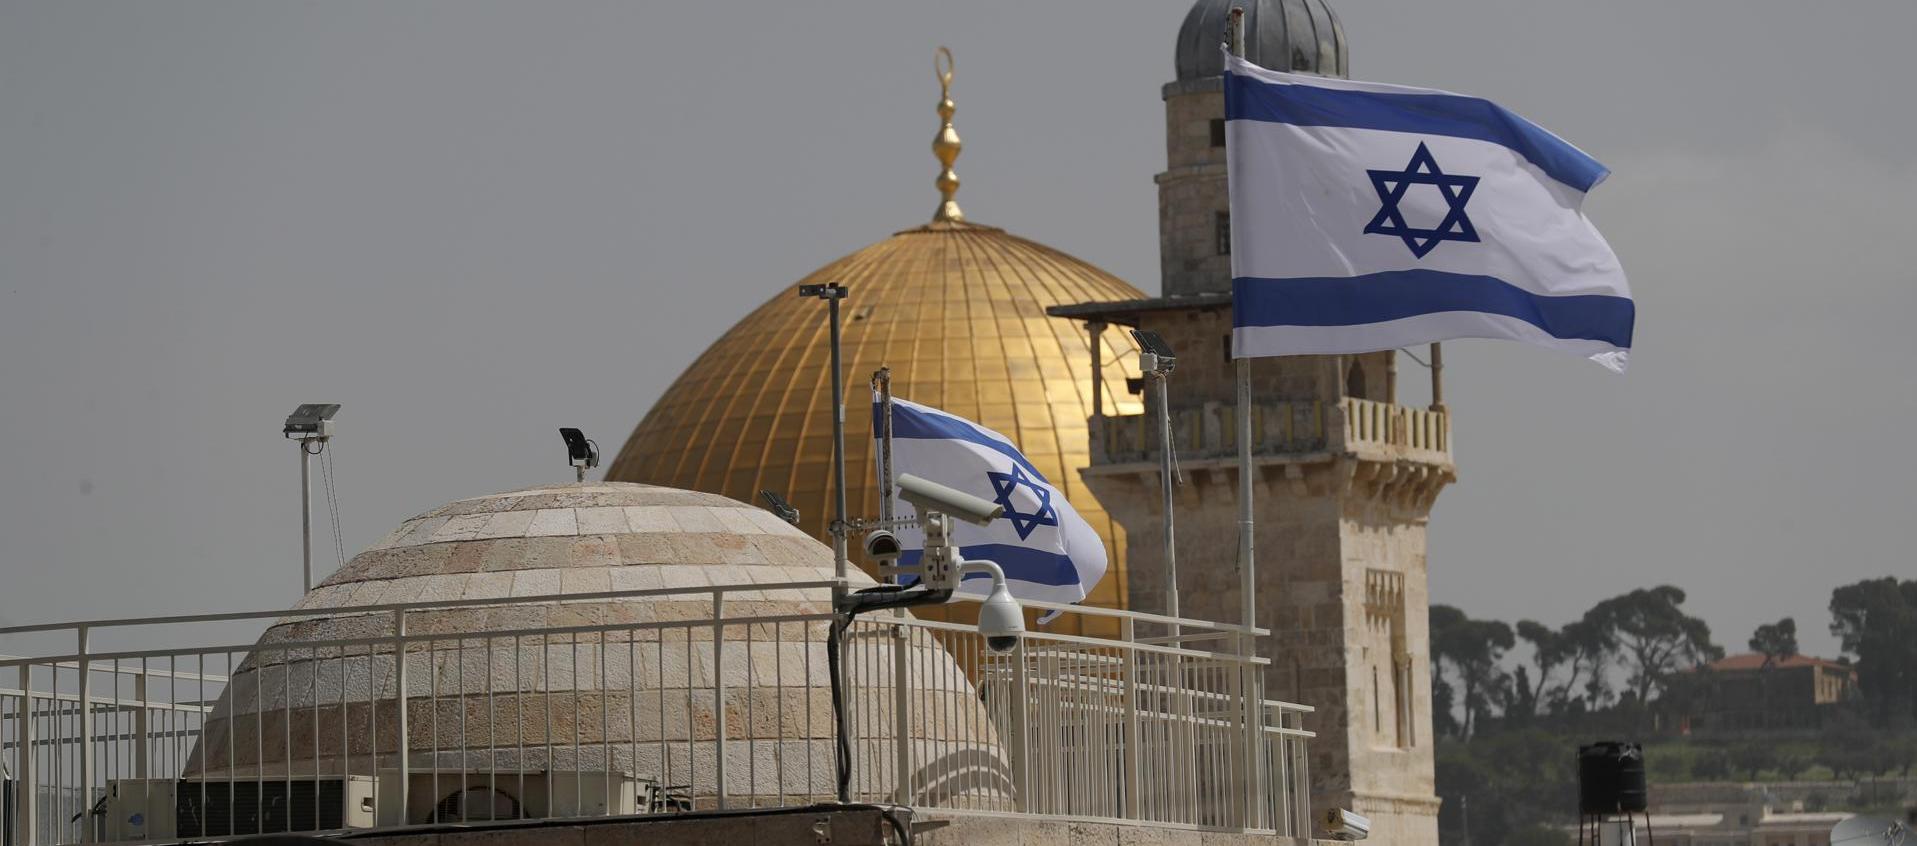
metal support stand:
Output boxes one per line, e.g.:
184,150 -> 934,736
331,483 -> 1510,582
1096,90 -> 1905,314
300,443 -> 314,593
799,283 -> 853,583
1153,371 -> 1178,626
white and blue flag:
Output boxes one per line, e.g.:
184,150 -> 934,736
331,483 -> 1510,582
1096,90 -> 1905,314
1225,53 -> 1635,371
877,397 -> 1108,608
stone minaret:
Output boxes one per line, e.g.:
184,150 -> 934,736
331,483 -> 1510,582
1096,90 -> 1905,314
1050,3 -> 1451,844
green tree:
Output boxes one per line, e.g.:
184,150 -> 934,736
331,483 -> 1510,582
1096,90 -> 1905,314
1432,605 -> 1515,738
1512,619 -> 1611,718
1828,578 -> 1917,727
1583,586 -> 1724,707
1692,750 -> 1732,781
1729,742 -> 1777,781
1749,617 -> 1799,664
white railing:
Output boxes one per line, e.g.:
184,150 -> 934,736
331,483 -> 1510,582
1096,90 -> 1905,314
0,584 -> 1311,844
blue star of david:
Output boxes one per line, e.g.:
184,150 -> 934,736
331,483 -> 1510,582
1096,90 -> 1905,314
1362,142 -> 1481,259
985,463 -> 1059,541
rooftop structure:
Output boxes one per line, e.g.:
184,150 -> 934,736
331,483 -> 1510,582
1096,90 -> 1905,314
1,481 -> 1314,845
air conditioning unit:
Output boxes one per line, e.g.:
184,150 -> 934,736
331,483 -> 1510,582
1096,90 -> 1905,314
541,771 -> 640,819
103,780 -> 179,842
375,770 -> 639,826
172,776 -> 376,838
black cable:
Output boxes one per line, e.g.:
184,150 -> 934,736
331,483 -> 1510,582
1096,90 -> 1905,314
877,806 -> 911,846
827,614 -> 854,803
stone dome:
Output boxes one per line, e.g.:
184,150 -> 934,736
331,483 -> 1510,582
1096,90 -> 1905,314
1174,0 -> 1349,81
605,221 -> 1146,627
191,482 -> 1008,815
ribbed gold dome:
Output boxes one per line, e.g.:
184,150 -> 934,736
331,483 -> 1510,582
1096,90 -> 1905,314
606,220 -> 1146,618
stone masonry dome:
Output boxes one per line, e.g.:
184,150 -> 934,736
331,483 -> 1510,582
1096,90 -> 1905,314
191,482 -> 1009,814
1174,0 -> 1348,81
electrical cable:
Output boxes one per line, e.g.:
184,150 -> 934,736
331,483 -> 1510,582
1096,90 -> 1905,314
321,447 -> 346,570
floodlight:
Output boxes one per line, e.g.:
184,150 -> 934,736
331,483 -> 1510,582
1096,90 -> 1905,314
1131,329 -> 1176,374
797,283 -> 849,300
759,489 -> 801,525
283,403 -> 341,439
558,427 -> 599,468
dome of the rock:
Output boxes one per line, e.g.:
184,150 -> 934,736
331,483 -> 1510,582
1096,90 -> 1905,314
604,220 -> 1148,622
189,482 -> 1008,816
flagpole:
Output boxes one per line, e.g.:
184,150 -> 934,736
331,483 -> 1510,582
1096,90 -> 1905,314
1229,8 -> 1257,648
874,366 -> 896,573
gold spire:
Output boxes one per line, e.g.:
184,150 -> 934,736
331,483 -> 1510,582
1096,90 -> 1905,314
931,47 -> 964,223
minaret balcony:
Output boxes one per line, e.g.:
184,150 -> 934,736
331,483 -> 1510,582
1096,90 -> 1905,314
1091,397 -> 1453,470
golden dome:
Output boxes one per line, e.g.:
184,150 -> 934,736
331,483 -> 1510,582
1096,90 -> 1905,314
605,220 -> 1147,620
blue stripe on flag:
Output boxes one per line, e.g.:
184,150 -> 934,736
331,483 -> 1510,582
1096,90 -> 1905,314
1233,271 -> 1635,347
898,544 -> 1084,588
1224,72 -> 1610,193
876,402 -> 1049,484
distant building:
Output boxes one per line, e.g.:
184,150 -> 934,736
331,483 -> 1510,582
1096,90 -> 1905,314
1645,809 -> 1852,846
1679,653 -> 1859,733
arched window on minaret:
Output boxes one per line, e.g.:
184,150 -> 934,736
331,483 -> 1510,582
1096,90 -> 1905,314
1346,360 -> 1368,398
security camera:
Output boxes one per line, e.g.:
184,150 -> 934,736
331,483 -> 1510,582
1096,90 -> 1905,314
1322,809 -> 1371,841
863,529 -> 902,563
958,560 -> 1024,653
896,473 -> 1003,527
977,580 -> 1024,653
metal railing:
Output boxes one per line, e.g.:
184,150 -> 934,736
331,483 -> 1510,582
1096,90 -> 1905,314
1,583 -> 1312,844
1095,400 -> 1329,464
1092,397 -> 1452,467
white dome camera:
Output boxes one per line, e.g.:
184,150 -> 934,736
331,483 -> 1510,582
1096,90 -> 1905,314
977,580 -> 1025,654
955,560 -> 1024,654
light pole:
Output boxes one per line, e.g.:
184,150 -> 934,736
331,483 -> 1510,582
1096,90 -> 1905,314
282,403 -> 340,595
1132,330 -> 1180,625
798,283 -> 851,582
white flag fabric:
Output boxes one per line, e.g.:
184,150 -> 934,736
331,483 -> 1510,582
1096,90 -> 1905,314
1225,53 -> 1634,372
876,397 -> 1108,607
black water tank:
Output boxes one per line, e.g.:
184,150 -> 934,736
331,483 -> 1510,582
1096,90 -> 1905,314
1578,741 -> 1648,814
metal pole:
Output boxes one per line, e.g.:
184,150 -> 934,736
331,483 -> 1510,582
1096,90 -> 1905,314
876,368 -> 895,529
829,289 -> 849,583
300,443 -> 313,594
1155,372 -> 1178,625
712,592 -> 727,809
1088,322 -> 1106,420
393,609 -> 409,823
872,369 -> 912,806
76,626 -> 91,844
1228,9 -> 1265,827
16,666 -> 33,846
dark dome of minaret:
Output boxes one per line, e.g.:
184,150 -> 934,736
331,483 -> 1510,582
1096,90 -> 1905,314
1174,0 -> 1348,80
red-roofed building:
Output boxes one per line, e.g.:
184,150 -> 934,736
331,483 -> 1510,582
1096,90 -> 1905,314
1681,653 -> 1860,733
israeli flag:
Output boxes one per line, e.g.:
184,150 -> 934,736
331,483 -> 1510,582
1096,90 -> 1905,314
1225,53 -> 1635,371
877,397 -> 1108,607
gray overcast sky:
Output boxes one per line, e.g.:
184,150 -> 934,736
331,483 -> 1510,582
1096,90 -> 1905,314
3,1 -> 1913,659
